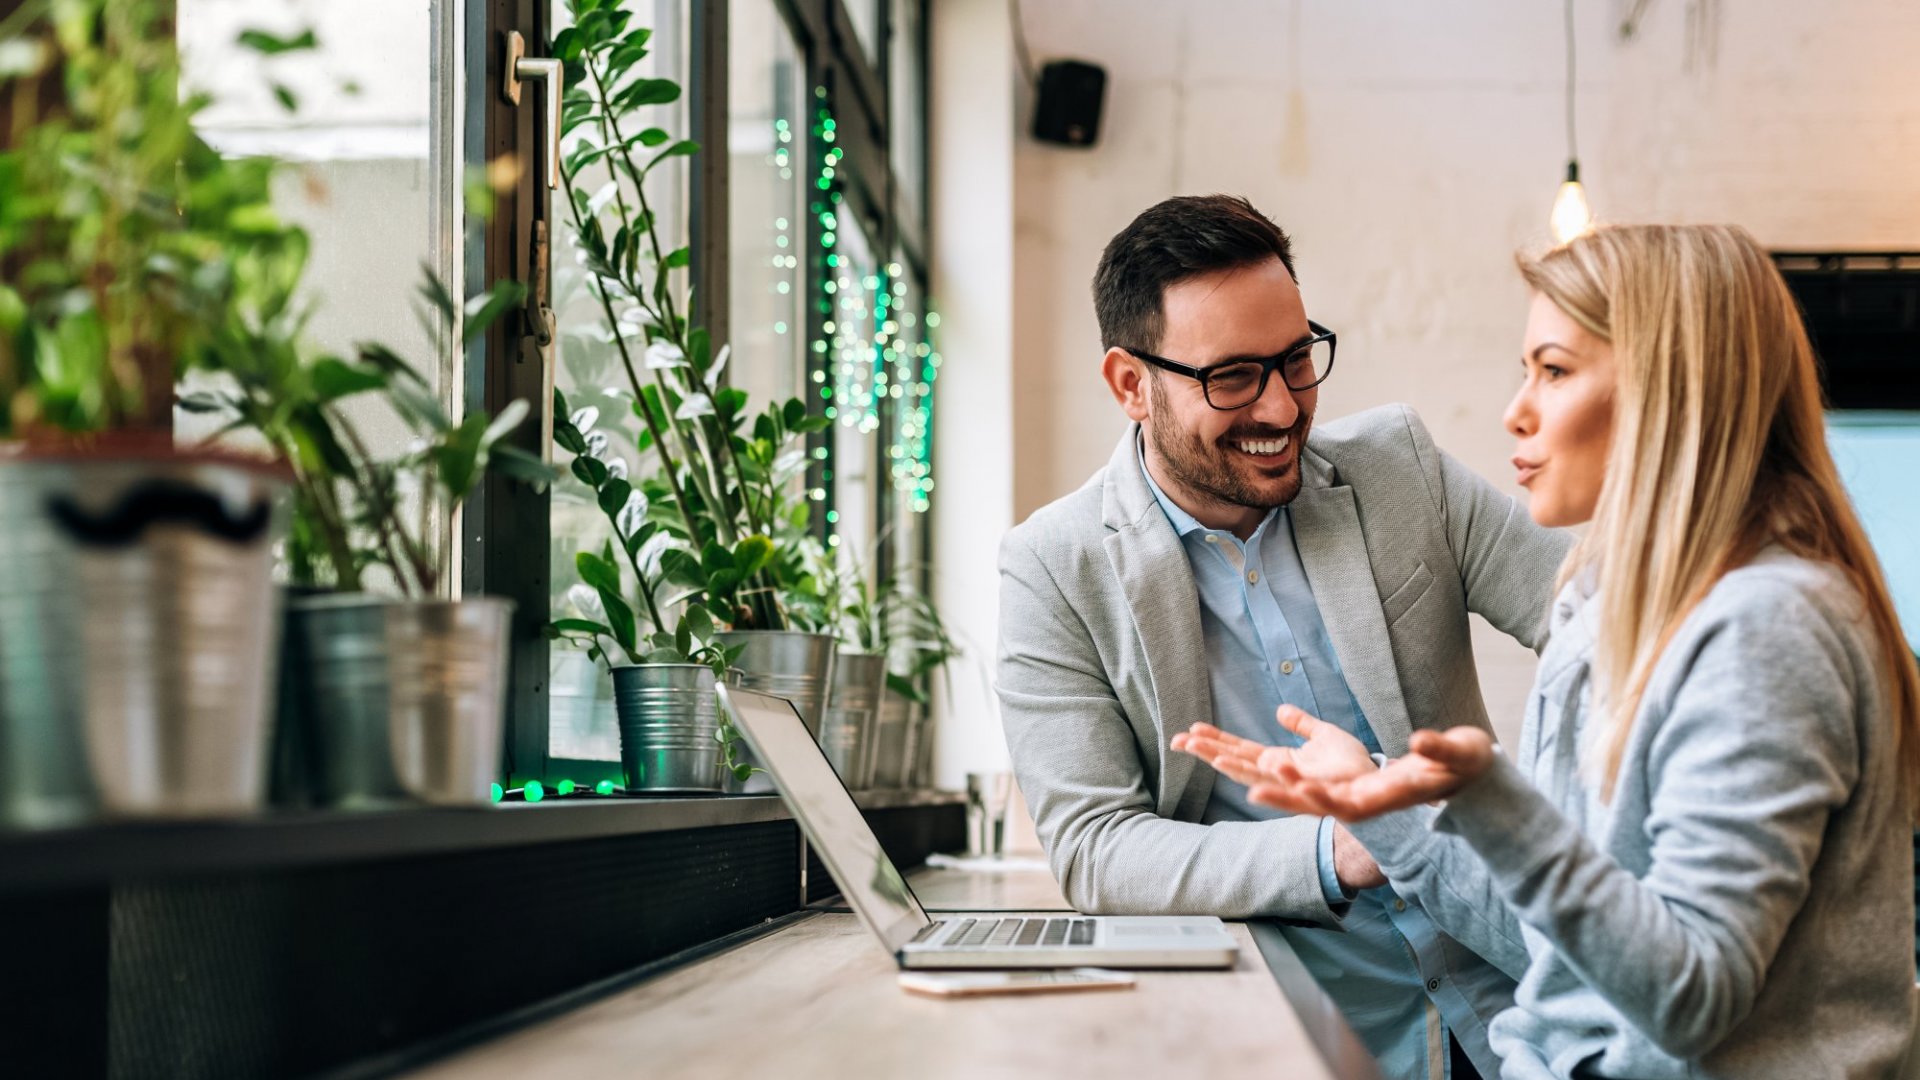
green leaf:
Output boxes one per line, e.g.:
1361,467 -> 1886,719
674,617 -> 692,658
645,140 -> 699,176
575,551 -> 622,595
550,617 -> 611,637
176,391 -> 232,415
310,358 -> 386,402
660,548 -> 706,589
237,28 -> 320,55
570,455 -> 610,487
464,281 -> 528,343
599,588 -> 637,655
554,419 -> 589,455
782,398 -> 807,430
706,569 -> 742,598
684,604 -> 713,641
490,445 -> 556,491
271,83 -> 299,113
701,541 -> 736,576
434,413 -> 492,501
614,78 -> 682,111
552,26 -> 583,62
636,127 -> 670,147
733,535 -> 774,577
597,477 -> 633,517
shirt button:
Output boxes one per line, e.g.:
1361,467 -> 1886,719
1394,899 -> 1407,912
1426,978 -> 1441,992
1280,660 -> 1295,675
1204,534 -> 1218,544
1247,570 -> 1259,584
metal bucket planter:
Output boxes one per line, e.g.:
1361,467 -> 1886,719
906,706 -> 938,789
714,630 -> 835,794
281,595 -> 512,808
0,448 -> 285,826
871,687 -> 918,789
820,650 -> 886,790
611,663 -> 725,792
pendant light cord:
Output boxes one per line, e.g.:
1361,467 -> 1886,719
1565,0 -> 1579,163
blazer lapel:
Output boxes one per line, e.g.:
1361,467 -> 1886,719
1288,457 -> 1416,754
1101,427 -> 1215,819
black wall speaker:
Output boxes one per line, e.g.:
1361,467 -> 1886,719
1032,59 -> 1107,147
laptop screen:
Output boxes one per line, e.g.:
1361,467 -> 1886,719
717,685 -> 931,955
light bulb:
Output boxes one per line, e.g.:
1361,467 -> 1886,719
1551,160 -> 1592,244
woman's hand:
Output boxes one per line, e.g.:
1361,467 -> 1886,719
1173,708 -> 1498,822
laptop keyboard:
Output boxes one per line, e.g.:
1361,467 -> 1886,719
933,917 -> 1095,948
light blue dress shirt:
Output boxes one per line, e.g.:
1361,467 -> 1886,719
1138,439 -> 1501,1080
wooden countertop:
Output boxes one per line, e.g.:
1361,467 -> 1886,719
405,866 -> 1354,1080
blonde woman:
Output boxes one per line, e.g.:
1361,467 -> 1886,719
1175,224 -> 1919,1079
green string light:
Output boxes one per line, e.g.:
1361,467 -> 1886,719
805,87 -> 937,523
524,780 -> 545,804
490,782 -> 503,803
595,779 -> 616,796
556,779 -> 575,796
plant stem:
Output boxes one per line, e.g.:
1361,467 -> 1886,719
558,164 -> 705,548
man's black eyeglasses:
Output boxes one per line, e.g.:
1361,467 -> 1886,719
1121,321 -> 1337,411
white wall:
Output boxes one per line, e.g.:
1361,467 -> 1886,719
929,0 -> 1019,787
1005,0 -> 1920,746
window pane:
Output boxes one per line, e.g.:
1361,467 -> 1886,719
547,0 -> 690,762
1828,413 -> 1920,649
888,0 -> 925,230
844,0 -> 882,67
884,260 -> 932,579
728,0 -> 807,410
177,0 -> 455,591
827,212 -> 881,566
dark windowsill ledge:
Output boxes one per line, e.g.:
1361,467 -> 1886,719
0,788 -> 964,897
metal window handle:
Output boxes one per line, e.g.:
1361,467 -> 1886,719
503,31 -> 563,189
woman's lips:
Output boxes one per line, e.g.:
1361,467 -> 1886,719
1512,457 -> 1543,487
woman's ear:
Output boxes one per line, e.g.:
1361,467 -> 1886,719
1102,347 -> 1152,424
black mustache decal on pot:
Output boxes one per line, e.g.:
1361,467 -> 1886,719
47,480 -> 275,548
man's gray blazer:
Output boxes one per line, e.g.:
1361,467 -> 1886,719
996,404 -> 1574,927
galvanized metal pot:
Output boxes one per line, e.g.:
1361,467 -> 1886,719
906,706 -> 938,789
610,663 -> 724,792
0,448 -> 285,825
871,687 -> 919,789
282,595 -> 513,808
820,650 -> 886,790
714,630 -> 835,794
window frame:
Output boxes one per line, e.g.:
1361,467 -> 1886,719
472,0 -> 935,788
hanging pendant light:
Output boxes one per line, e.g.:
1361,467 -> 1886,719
1552,161 -> 1592,243
1551,0 -> 1594,243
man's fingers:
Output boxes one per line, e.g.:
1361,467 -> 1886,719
1274,705 -> 1330,742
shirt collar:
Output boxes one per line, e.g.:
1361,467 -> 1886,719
1135,431 -> 1281,541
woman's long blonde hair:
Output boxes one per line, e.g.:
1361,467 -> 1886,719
1519,224 -> 1920,809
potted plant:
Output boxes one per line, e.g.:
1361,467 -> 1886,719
548,390 -> 761,791
544,1 -> 839,789
184,253 -> 550,808
876,582 -> 961,790
0,0 -> 300,825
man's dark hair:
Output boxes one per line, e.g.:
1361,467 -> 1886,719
1092,194 -> 1296,353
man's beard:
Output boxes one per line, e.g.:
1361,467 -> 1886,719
1147,377 -> 1310,511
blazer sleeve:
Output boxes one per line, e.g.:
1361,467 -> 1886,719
997,528 -> 1343,925
1396,405 -> 1572,652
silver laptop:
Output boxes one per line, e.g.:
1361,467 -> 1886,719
718,685 -> 1238,970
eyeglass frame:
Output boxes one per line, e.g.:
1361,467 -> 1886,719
1119,320 -> 1338,410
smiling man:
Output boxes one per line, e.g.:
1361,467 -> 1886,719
995,194 -> 1573,1080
